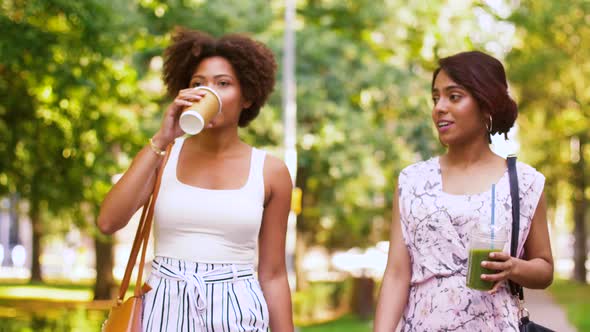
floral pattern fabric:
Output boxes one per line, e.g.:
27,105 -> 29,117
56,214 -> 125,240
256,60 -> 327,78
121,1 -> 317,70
397,157 -> 545,331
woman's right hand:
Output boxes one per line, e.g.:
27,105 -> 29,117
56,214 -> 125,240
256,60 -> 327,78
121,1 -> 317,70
98,89 -> 205,234
151,88 -> 206,149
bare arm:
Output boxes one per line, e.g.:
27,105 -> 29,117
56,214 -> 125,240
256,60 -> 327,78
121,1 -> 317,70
97,88 -> 205,234
484,191 -> 554,291
97,145 -> 162,234
257,155 -> 294,331
374,187 -> 411,332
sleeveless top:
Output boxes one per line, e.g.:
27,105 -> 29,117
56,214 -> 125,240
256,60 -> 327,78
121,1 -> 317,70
397,157 -> 545,331
153,137 -> 266,264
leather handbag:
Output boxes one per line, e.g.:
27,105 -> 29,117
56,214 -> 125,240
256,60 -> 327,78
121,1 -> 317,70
102,143 -> 173,332
506,156 -> 555,332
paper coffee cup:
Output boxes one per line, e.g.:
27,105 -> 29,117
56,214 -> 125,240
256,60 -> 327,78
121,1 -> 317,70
179,86 -> 222,135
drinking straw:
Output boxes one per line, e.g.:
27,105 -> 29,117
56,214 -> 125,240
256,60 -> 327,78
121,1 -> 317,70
491,184 -> 496,249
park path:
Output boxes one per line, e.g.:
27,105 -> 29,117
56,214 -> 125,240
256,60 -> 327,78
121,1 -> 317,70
524,288 -> 577,332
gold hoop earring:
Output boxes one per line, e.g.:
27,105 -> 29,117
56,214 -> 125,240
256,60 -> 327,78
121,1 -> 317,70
486,114 -> 493,134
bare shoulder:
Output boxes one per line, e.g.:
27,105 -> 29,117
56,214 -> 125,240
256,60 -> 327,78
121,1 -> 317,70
261,153 -> 292,206
263,153 -> 293,187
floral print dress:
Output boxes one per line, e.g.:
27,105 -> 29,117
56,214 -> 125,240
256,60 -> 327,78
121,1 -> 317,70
397,157 -> 545,331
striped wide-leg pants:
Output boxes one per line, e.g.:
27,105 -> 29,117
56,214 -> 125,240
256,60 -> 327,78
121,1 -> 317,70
142,256 -> 270,332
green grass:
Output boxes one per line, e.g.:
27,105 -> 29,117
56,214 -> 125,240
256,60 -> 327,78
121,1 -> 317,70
0,283 -> 92,301
0,282 -> 134,302
298,314 -> 372,332
548,279 -> 590,332
0,283 -> 109,331
0,282 -> 373,331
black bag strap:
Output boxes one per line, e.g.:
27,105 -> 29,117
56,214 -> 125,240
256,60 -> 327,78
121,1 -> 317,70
507,155 -> 524,300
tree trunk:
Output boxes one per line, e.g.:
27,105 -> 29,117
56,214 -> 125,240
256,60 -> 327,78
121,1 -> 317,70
94,233 -> 115,300
572,136 -> 587,284
29,118 -> 44,283
295,166 -> 309,291
351,274 -> 375,320
29,185 -> 42,283
295,231 -> 308,291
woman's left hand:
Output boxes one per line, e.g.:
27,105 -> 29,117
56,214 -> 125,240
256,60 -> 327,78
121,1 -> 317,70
481,251 -> 519,294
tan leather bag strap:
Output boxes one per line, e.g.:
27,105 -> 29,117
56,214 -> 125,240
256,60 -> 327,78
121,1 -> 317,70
116,142 -> 174,302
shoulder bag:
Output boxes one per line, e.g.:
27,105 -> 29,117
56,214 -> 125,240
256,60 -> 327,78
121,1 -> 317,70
507,155 -> 555,332
102,143 -> 173,332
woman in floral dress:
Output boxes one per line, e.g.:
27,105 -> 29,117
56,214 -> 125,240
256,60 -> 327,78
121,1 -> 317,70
374,51 -> 554,331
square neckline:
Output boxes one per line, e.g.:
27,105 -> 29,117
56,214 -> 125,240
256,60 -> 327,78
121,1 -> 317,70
174,137 -> 255,192
435,156 -> 508,197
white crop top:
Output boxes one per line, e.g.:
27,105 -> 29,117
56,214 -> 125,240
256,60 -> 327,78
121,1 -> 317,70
153,137 -> 266,264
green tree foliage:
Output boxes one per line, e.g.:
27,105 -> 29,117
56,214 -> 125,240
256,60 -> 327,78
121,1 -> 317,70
0,0 -> 146,292
506,0 -> 590,283
0,0 -> 283,296
1,0 -> 538,299
293,0 -> 506,250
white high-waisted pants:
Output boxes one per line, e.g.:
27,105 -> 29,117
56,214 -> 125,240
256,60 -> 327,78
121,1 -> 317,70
142,256 -> 269,332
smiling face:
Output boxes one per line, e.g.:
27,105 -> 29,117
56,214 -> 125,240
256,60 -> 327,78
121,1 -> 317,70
431,70 -> 489,146
189,56 -> 252,130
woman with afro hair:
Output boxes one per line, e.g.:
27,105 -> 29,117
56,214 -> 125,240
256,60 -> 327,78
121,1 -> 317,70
98,27 -> 294,332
